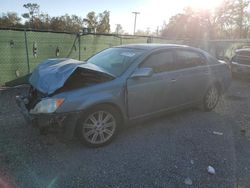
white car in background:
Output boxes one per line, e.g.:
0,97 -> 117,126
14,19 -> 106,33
231,48 -> 250,76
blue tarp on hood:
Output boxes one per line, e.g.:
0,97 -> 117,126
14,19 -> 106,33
29,58 -> 113,94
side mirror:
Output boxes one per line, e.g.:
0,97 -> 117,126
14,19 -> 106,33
130,67 -> 153,79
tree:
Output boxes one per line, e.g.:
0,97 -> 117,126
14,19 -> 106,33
83,11 -> 98,32
0,7 -> 110,33
214,0 -> 250,38
62,14 -> 83,32
0,12 -> 22,27
96,11 -> 110,33
234,0 -> 250,38
115,24 -> 124,34
22,3 -> 40,27
50,16 -> 65,31
49,14 -> 83,32
214,0 -> 239,38
161,8 -> 200,39
83,11 -> 110,33
39,13 -> 51,30
161,0 -> 250,39
70,15 -> 84,32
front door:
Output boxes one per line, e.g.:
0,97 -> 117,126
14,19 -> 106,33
126,50 -> 176,118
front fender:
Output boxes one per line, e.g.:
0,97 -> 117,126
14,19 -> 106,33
56,86 -> 126,118
77,92 -> 124,112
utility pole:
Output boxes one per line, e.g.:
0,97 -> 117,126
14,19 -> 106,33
115,24 -> 118,35
132,12 -> 140,35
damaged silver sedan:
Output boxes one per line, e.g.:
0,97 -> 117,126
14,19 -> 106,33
16,44 -> 231,147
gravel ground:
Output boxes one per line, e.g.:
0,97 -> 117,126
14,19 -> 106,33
0,79 -> 250,188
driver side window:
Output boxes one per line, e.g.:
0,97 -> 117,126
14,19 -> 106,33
141,51 -> 175,73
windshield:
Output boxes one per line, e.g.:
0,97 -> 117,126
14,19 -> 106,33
87,47 -> 145,76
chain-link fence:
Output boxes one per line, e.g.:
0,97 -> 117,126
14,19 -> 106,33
1,28 -> 250,86
0,29 -> 80,86
0,29 -> 185,86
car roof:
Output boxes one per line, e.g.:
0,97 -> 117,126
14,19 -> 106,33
116,43 -> 189,51
236,48 -> 250,53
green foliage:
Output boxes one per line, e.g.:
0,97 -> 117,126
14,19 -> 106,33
96,11 -> 110,33
83,11 -> 111,33
0,3 -> 110,34
49,14 -> 83,33
0,12 -> 22,27
83,11 -> 98,31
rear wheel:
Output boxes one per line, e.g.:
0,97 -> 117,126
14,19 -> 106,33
203,85 -> 220,111
77,106 -> 120,147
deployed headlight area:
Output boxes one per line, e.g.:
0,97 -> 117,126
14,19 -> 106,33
30,98 -> 64,114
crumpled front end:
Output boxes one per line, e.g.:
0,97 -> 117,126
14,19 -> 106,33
16,58 -> 115,138
16,87 -> 79,139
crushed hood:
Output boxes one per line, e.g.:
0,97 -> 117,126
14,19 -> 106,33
29,58 -> 114,94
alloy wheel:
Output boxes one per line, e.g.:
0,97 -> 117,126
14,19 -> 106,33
82,110 -> 116,144
205,86 -> 219,110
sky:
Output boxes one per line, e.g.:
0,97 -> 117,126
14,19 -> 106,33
0,0 -> 224,34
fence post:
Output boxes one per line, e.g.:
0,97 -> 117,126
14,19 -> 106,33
78,34 -> 81,60
24,30 -> 30,73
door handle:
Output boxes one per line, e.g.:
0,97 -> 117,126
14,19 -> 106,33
171,79 -> 177,82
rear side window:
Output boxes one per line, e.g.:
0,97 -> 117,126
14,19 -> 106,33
141,51 -> 175,73
175,50 -> 206,70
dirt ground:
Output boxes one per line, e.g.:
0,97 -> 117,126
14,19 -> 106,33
0,78 -> 250,188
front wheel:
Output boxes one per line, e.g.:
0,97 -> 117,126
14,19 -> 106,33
77,106 -> 120,147
203,85 -> 220,111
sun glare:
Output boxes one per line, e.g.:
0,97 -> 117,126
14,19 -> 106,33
186,0 -> 222,10
113,0 -> 224,33
147,0 -> 223,11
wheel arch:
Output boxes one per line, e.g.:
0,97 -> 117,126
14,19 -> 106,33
85,102 -> 125,124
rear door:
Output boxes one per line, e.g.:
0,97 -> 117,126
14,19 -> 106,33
170,49 -> 210,105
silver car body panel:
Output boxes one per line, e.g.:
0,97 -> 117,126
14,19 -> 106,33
18,44 -> 231,124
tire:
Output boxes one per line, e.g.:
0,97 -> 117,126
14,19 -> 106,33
77,105 -> 121,147
203,85 -> 220,111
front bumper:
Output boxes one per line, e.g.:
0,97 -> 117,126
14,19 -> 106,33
16,95 -> 80,139
16,95 -> 34,123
